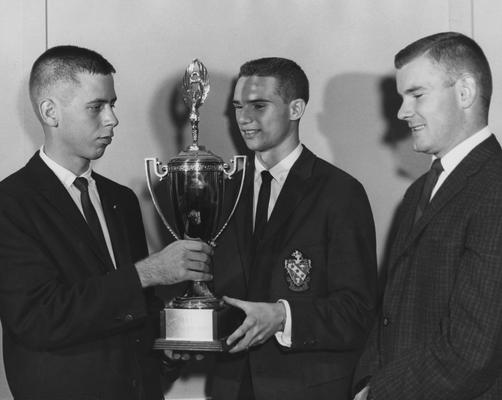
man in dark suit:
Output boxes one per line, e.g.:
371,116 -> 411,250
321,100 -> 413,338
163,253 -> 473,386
208,57 -> 378,400
0,45 -> 213,400
354,32 -> 502,400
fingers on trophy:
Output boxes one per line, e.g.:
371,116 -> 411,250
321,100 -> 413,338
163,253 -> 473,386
145,59 -> 246,352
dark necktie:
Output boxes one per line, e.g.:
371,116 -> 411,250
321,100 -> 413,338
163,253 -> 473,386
414,158 -> 443,223
253,170 -> 273,240
248,171 -> 273,301
73,177 -> 108,251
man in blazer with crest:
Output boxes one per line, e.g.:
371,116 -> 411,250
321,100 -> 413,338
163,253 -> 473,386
354,32 -> 502,400
0,45 -> 213,400
209,57 -> 378,400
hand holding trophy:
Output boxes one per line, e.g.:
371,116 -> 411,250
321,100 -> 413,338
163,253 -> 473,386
145,60 -> 246,351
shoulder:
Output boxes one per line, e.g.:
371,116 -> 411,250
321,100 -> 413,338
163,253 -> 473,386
310,154 -> 367,195
0,164 -> 33,198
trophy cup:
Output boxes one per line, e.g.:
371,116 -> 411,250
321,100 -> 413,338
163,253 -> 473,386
145,60 -> 247,351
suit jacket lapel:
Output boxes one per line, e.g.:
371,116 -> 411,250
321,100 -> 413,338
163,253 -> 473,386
26,154 -> 111,273
391,135 -> 501,266
261,146 -> 315,244
94,174 -> 131,270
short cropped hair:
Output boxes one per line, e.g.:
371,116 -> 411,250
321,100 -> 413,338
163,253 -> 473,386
395,32 -> 492,113
29,45 -> 115,107
238,57 -> 309,104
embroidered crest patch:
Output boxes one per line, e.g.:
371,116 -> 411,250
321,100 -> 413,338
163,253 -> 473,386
284,250 -> 312,292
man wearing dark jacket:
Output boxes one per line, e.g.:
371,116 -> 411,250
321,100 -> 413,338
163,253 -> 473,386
209,57 -> 378,400
354,32 -> 502,400
0,45 -> 212,400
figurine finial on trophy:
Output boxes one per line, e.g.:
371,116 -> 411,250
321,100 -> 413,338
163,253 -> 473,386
182,59 -> 210,150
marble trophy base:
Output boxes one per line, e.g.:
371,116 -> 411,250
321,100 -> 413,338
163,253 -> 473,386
153,304 -> 244,352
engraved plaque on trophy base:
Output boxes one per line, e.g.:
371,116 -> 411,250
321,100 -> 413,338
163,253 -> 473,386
153,306 -> 245,351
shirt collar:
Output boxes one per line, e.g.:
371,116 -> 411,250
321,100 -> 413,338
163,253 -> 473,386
254,144 -> 303,183
436,126 -> 491,174
39,146 -> 93,189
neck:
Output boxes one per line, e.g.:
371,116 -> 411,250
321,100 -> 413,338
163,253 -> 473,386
256,134 -> 300,169
44,142 -> 90,176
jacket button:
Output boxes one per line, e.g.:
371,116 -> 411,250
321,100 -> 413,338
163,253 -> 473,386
383,317 -> 390,326
124,314 -> 134,322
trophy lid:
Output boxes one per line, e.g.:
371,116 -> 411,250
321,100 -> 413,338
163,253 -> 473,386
168,145 -> 225,172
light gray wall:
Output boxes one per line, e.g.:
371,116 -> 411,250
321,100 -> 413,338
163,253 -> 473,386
2,1 -> 501,399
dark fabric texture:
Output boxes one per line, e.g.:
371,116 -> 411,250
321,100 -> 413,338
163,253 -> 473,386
209,146 -> 378,400
354,135 -> 502,399
0,153 -> 163,400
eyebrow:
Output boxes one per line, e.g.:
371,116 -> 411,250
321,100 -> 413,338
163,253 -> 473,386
87,97 -> 117,104
232,98 -> 271,105
403,86 -> 425,95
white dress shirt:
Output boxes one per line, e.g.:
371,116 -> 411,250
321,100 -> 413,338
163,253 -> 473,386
430,126 -> 491,200
253,143 -> 303,347
39,148 -> 117,268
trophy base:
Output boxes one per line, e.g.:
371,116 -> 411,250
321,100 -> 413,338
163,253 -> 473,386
153,338 -> 229,352
154,304 -> 244,352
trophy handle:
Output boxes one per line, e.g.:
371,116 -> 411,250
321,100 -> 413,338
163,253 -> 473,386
144,157 -> 180,241
210,155 -> 247,246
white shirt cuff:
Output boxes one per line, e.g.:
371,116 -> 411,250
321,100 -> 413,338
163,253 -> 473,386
274,299 -> 292,347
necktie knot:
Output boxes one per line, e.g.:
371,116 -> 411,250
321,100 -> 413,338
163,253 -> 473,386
431,158 -> 443,174
74,177 -> 89,193
261,170 -> 273,185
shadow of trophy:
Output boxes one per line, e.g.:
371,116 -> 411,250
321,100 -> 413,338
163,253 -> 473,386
145,60 -> 246,351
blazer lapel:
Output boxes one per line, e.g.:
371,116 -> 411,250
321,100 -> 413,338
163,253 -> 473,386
26,154 -> 111,273
94,175 -> 131,270
391,135 -> 501,266
260,146 -> 315,244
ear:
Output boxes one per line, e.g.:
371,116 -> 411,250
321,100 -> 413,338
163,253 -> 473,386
289,98 -> 306,121
456,73 -> 477,109
39,99 -> 59,127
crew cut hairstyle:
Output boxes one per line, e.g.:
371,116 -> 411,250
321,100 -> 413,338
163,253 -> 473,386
238,57 -> 309,104
395,32 -> 492,113
29,45 -> 116,105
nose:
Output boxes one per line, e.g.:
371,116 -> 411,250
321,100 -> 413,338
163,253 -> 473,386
103,104 -> 119,128
397,99 -> 413,121
236,105 -> 252,126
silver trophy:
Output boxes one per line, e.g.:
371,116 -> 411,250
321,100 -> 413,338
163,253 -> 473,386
145,60 -> 246,351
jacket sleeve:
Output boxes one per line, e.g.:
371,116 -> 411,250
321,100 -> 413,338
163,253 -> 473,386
289,180 -> 378,351
0,189 -> 149,351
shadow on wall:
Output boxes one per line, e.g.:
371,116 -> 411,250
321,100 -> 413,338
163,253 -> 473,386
317,72 -> 429,296
19,76 -> 43,153
141,71 -> 248,394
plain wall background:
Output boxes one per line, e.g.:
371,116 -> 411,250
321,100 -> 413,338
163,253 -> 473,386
1,1 -> 502,399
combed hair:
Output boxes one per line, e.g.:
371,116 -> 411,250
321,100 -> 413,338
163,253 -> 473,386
238,57 -> 309,104
29,45 -> 115,105
395,32 -> 492,113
